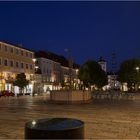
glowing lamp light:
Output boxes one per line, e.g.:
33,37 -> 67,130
35,66 -> 39,69
136,67 -> 139,71
32,120 -> 36,126
32,58 -> 36,62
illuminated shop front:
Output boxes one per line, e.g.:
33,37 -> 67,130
14,84 -> 33,94
0,72 -> 34,94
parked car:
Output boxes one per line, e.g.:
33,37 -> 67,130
0,90 -> 15,97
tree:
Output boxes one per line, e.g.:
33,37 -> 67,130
61,80 -> 66,89
14,73 -> 29,93
118,59 -> 140,91
78,60 -> 108,90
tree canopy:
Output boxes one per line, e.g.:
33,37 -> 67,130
14,73 -> 29,92
118,59 -> 140,90
78,60 -> 108,89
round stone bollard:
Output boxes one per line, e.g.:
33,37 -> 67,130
25,118 -> 84,139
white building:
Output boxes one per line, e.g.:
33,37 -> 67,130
36,57 -> 61,92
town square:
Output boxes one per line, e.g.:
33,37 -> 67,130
0,94 -> 140,139
0,1 -> 140,139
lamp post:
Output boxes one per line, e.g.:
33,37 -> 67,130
136,66 -> 139,73
64,48 -> 73,90
136,66 -> 140,90
32,58 -> 39,96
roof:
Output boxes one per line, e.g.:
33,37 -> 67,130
0,41 -> 34,53
35,51 -> 80,69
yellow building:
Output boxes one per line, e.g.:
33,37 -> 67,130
0,41 -> 35,93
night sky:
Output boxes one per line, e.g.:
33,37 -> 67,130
0,1 -> 140,71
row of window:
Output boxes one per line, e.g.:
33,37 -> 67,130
42,77 -> 58,83
42,60 -> 53,66
41,60 -> 60,69
0,58 -> 33,70
43,68 -> 52,74
0,44 -> 33,58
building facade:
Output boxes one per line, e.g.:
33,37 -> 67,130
36,57 -> 61,92
61,66 -> 79,89
35,56 -> 80,91
0,41 -> 35,94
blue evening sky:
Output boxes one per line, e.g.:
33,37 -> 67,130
0,1 -> 140,71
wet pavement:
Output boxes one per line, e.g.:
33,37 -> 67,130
0,94 -> 140,139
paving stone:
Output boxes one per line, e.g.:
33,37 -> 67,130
0,95 -> 140,139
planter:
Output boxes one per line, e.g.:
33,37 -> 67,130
25,118 -> 84,139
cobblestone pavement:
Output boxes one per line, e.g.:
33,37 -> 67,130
0,95 -> 140,139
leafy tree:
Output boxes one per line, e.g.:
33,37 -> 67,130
118,59 -> 140,91
14,73 -> 29,93
78,60 -> 108,90
61,80 -> 66,89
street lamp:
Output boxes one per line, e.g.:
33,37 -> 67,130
32,64 -> 39,96
32,58 -> 36,63
135,66 -> 140,91
64,48 -> 73,90
136,66 -> 139,73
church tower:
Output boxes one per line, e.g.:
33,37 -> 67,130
98,56 -> 107,72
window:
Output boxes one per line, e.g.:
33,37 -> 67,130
21,50 -> 24,56
5,46 -> 8,52
26,52 -> 28,57
16,49 -> 19,55
0,44 -> 1,51
21,62 -> 24,68
26,64 -> 28,69
11,48 -> 14,53
30,53 -> 32,58
16,62 -> 19,67
10,60 -> 14,67
4,59 -> 8,66
30,64 -> 33,70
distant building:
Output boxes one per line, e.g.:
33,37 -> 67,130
36,57 -> 61,91
98,57 -> 107,72
0,41 -> 35,94
35,51 -> 80,91
107,72 -> 120,90
97,57 -> 122,90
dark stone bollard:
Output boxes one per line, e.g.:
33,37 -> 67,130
25,118 -> 84,139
